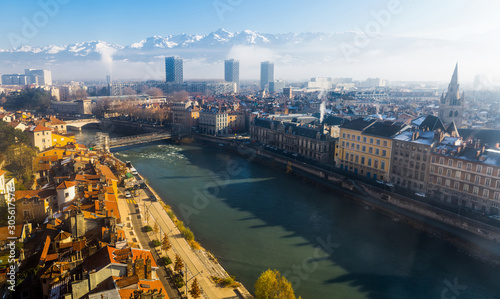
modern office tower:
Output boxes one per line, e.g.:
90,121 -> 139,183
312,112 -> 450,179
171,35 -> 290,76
438,63 -> 465,127
165,56 -> 183,83
260,61 -> 274,90
224,59 -> 239,89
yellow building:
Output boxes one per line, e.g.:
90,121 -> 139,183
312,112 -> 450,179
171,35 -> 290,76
336,118 -> 409,182
51,132 -> 76,147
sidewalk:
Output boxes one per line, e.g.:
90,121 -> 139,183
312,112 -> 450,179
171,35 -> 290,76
135,184 -> 253,299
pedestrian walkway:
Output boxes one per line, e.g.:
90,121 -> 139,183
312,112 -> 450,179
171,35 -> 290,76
116,184 -> 253,299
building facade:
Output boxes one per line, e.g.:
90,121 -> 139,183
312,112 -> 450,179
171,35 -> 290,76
165,56 -> 183,83
336,118 -> 409,182
428,141 -> 500,214
251,118 -> 335,164
260,61 -> 274,90
199,111 -> 228,135
224,59 -> 239,89
390,130 -> 438,192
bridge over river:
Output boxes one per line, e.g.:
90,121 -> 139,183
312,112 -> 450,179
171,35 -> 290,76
91,132 -> 171,150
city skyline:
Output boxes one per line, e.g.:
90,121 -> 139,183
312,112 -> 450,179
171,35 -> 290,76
1,1 -> 500,84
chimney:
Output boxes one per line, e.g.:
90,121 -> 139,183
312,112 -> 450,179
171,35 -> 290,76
145,257 -> 152,280
135,256 -> 145,279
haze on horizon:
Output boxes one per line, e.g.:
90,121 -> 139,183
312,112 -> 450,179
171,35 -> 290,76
1,0 -> 500,86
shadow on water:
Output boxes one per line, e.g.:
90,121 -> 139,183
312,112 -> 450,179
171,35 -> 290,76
117,144 -> 500,299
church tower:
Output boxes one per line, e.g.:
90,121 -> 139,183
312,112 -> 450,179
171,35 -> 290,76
438,63 -> 465,127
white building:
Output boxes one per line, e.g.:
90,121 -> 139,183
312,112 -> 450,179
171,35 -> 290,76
56,181 -> 76,208
199,111 -> 228,135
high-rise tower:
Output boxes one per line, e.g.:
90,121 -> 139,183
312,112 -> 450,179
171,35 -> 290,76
224,59 -> 239,89
165,56 -> 183,83
260,61 -> 274,90
438,64 -> 465,127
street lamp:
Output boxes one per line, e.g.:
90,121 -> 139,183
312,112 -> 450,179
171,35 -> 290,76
185,265 -> 203,298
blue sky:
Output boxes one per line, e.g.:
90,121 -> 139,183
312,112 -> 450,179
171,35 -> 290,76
2,0 -> 498,47
1,0 -> 500,82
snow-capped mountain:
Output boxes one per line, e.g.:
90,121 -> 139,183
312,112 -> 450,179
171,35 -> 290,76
0,29 -> 354,63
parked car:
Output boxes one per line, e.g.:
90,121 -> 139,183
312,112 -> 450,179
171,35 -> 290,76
385,182 -> 394,187
415,192 -> 426,197
125,191 -> 132,198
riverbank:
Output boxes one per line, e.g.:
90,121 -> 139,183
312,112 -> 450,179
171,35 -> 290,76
111,152 -> 254,299
194,135 -> 500,268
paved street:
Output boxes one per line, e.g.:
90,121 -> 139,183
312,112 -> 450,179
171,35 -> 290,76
116,172 -> 253,299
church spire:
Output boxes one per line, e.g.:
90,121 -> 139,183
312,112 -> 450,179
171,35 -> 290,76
450,62 -> 458,87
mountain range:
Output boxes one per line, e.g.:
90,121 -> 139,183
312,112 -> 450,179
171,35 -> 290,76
0,29 -> 488,83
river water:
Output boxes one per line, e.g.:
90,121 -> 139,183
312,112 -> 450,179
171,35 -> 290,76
78,130 -> 500,298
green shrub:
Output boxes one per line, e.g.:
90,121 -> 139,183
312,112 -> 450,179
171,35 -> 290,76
166,210 -> 175,219
161,256 -> 172,265
152,239 -> 161,247
144,225 -> 153,232
182,227 -> 194,241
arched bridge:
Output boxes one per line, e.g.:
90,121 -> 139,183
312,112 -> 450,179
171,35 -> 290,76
66,119 -> 101,131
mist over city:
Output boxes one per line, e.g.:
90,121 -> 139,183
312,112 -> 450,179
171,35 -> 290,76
1,1 -> 500,299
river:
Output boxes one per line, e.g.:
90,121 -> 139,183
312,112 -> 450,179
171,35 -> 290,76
78,129 -> 500,299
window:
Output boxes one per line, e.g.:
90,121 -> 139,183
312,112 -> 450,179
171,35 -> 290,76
361,157 -> 365,164
357,136 -> 360,141
446,169 -> 452,177
445,179 -> 451,187
375,149 -> 380,155
431,156 -> 436,163
381,161 -> 385,170
483,189 -> 490,198
342,133 -> 346,138
362,146 -> 366,152
437,177 -> 442,184
473,186 -> 479,195
356,144 -> 360,150
346,142 -> 349,148
355,155 -> 359,163
347,134 -> 350,139
369,147 -> 373,154
454,182 -> 460,189
383,141 -> 388,147
477,165 -> 482,173
376,139 -> 381,145
65,192 -> 69,197
494,192 -> 500,201
465,173 -> 471,181
382,150 -> 387,157
374,160 -> 379,169
345,153 -> 349,160
487,167 -> 493,175
497,181 -> 500,189
431,166 -> 435,172
485,178 -> 491,187
368,158 -> 372,167
439,158 -> 444,165
363,137 -> 367,143
351,143 -> 355,149
457,161 -> 462,169
342,141 -> 345,147
438,167 -> 443,175
370,138 -> 374,144
475,176 -> 480,184
448,160 -> 453,167
455,171 -> 461,179
463,184 -> 469,192
466,163 -> 472,171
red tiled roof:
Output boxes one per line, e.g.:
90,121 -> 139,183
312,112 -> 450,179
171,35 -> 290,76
31,124 -> 51,132
56,181 -> 76,189
0,170 -> 5,177
39,236 -> 51,266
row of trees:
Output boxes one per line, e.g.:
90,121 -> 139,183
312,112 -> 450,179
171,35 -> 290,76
0,121 -> 37,190
1,88 -> 55,111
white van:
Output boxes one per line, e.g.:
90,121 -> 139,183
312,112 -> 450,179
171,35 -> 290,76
130,168 -> 138,175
